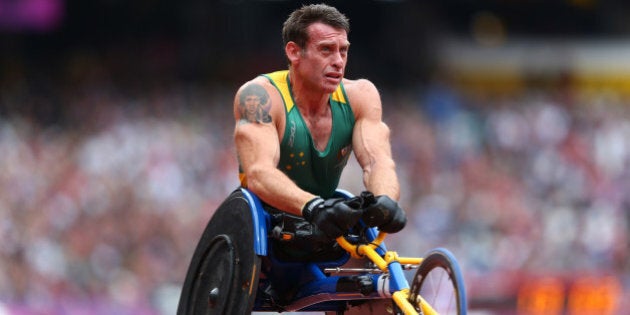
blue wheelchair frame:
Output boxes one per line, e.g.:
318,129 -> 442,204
240,187 -> 409,313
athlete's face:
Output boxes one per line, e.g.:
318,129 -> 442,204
298,23 -> 349,93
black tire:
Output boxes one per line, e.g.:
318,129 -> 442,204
177,190 -> 261,315
408,248 -> 467,315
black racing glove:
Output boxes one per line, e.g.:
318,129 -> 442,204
302,197 -> 364,239
361,192 -> 407,233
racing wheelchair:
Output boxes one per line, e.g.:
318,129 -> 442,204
177,188 -> 467,315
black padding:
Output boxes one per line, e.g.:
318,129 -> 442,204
266,206 -> 346,262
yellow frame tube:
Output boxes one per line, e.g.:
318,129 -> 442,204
336,233 -> 441,315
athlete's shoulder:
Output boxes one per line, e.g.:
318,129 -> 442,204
237,75 -> 275,92
342,77 -> 376,88
342,78 -> 380,103
234,73 -> 286,128
234,75 -> 283,105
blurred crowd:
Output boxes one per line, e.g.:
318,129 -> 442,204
385,79 -> 630,308
1,65 -> 630,314
0,75 -> 242,314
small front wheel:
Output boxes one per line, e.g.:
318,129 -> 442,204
408,248 -> 467,315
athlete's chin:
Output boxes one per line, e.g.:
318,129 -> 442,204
322,78 -> 341,91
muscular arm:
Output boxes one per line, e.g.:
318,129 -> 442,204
347,79 -> 400,200
233,81 -> 316,216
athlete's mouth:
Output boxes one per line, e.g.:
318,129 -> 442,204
325,72 -> 342,80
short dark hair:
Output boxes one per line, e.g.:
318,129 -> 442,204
282,4 -> 350,49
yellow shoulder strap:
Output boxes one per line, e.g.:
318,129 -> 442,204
264,70 -> 295,111
331,83 -> 347,104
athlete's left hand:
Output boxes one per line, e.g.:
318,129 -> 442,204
361,193 -> 407,233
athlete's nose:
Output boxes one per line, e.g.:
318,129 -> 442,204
331,51 -> 344,69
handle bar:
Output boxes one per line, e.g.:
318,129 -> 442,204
336,232 -> 387,259
333,193 -> 430,315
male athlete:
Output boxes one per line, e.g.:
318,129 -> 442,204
234,4 -> 406,243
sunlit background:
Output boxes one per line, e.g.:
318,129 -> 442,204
1,0 -> 629,314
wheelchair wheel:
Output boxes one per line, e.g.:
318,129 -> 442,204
408,248 -> 467,315
177,190 -> 261,315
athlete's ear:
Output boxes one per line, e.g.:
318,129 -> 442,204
285,41 -> 301,65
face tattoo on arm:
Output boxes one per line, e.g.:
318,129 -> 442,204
239,83 -> 272,124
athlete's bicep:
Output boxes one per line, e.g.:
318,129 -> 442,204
235,123 -> 280,171
233,81 -> 280,173
346,79 -> 389,169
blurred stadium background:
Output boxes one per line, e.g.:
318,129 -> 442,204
1,0 -> 629,314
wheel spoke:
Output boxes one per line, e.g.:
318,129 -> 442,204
409,248 -> 467,315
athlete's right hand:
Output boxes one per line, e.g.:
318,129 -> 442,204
302,197 -> 363,239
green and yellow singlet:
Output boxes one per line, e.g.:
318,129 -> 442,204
240,70 -> 355,199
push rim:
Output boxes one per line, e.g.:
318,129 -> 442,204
409,248 -> 467,315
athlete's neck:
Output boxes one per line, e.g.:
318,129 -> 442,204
288,70 -> 330,114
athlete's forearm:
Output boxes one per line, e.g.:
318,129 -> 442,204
363,156 -> 400,201
246,166 -> 315,216
354,119 -> 400,201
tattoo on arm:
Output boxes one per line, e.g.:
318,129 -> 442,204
238,83 -> 272,124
